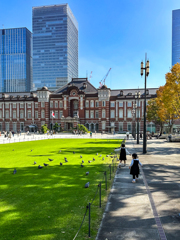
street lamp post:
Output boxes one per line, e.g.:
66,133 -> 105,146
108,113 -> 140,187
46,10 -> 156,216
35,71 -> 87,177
132,105 -> 136,139
135,91 -> 141,144
141,54 -> 150,154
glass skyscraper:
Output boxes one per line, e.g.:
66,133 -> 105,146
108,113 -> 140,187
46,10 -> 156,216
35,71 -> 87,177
32,4 -> 78,90
0,27 -> 32,92
172,9 -> 180,66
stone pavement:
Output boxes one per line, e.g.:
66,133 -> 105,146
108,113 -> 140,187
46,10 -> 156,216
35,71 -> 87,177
96,138 -> 180,240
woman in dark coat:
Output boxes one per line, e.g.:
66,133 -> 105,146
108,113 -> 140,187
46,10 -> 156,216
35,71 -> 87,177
129,153 -> 143,183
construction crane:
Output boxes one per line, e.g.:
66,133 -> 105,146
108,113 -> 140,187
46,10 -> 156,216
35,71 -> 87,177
88,71 -> 93,82
99,68 -> 111,88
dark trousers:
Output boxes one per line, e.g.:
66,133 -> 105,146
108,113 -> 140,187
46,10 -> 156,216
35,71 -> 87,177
133,174 -> 138,179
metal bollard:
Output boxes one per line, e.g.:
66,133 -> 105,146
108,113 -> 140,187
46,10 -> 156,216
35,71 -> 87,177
99,182 -> 101,208
104,171 -> 107,190
109,164 -> 111,180
88,202 -> 91,237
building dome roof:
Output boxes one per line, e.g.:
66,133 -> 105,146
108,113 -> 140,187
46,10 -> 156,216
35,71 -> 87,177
41,86 -> 48,90
101,85 -> 108,89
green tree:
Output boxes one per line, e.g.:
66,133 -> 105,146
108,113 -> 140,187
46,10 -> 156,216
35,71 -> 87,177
147,98 -> 164,134
41,124 -> 49,134
77,124 -> 88,133
53,122 -> 59,132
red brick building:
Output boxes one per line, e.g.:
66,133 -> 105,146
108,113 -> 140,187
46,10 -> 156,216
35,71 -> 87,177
0,78 -> 158,133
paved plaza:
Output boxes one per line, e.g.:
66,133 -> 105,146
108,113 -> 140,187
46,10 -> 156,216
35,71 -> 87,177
97,138 -> 180,240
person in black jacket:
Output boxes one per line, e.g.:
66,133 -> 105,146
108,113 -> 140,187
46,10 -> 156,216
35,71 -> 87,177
114,143 -> 131,167
129,153 -> 143,183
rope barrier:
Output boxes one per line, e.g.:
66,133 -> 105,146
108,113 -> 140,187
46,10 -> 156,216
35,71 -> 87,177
90,185 -> 99,205
73,205 -> 88,240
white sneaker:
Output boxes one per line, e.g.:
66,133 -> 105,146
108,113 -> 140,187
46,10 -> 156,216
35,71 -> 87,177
132,180 -> 136,183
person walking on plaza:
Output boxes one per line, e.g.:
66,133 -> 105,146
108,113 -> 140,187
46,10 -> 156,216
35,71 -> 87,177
129,153 -> 143,183
114,143 -> 131,167
126,131 -> 129,140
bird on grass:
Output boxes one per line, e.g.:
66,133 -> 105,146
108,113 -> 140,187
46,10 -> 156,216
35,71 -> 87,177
80,155 -> 82,158
65,159 -> 68,162
106,155 -> 109,157
38,165 -> 43,169
48,158 -> 53,161
96,153 -> 98,155
13,168 -> 17,174
34,161 -> 36,165
85,182 -> 90,188
81,164 -> 84,167
93,158 -> 95,161
73,151 -> 75,154
99,154 -> 102,157
86,171 -> 89,175
82,160 -> 84,163
88,161 -> 92,163
60,162 -> 63,166
102,157 -> 104,160
59,150 -> 61,153
44,163 -> 49,167
12,149 -> 14,151
31,149 -> 33,152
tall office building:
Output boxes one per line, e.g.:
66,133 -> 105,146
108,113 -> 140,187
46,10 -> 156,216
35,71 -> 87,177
32,4 -> 78,90
0,28 -> 32,92
172,9 -> 180,66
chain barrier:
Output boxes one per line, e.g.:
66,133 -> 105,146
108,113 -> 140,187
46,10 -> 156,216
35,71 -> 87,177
73,205 -> 89,240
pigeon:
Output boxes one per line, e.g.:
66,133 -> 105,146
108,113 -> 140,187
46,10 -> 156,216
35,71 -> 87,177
100,154 -> 102,157
88,161 -> 92,163
86,171 -> 89,175
31,149 -> 33,152
48,158 -> 53,161
64,157 -> 67,160
96,153 -> 98,155
38,165 -> 43,169
73,151 -> 75,154
12,149 -> 14,151
85,182 -> 90,188
106,155 -> 109,157
102,157 -> 104,160
81,164 -> 84,167
60,162 -> 63,166
34,161 -> 36,165
44,163 -> 49,166
82,160 -> 84,163
80,155 -> 82,158
13,168 -> 17,174
59,150 -> 61,153
93,158 -> 95,161
65,159 -> 68,162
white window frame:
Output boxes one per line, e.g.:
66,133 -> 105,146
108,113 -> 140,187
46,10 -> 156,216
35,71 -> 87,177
20,110 -> 24,119
20,103 -> 24,108
95,110 -> 99,118
102,109 -> 106,118
127,101 -> 132,107
13,103 -> 16,108
13,122 -> 17,132
50,101 -> 53,108
59,110 -> 63,118
86,110 -> 89,118
90,110 -> 94,118
59,101 -> 63,108
110,102 -> 115,107
55,111 -> 58,119
119,122 -> 123,131
119,109 -> 123,118
55,101 -> 58,108
13,110 -> 16,119
28,111 -> 31,119
35,103 -> 38,108
35,111 -> 38,119
90,100 -> 94,108
28,103 -> 31,108
127,109 -> 132,118
41,102 -> 45,108
5,122 -> 9,131
41,110 -> 45,118
5,110 -> 9,118
102,121 -> 106,130
86,101 -> 89,108
119,102 -> 123,107
110,110 -> 115,118
102,100 -> 106,107
95,101 -> 99,107
5,103 -> 9,108
127,122 -> 132,132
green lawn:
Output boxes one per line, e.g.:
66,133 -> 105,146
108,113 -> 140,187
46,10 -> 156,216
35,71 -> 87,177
0,138 -> 122,240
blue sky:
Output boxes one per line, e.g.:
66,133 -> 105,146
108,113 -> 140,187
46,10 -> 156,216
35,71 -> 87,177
0,0 -> 179,89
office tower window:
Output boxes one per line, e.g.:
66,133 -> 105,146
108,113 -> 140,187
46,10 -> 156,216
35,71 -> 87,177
172,9 -> 180,66
0,28 -> 32,92
33,4 -> 78,90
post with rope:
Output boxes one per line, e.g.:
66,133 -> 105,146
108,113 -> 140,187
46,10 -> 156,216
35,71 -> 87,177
104,171 -> 107,190
99,182 -> 101,208
109,164 -> 111,180
88,202 -> 91,237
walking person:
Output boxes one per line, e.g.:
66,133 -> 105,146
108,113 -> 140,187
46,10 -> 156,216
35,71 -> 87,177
129,153 -> 143,183
114,143 -> 131,167
126,131 -> 129,140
